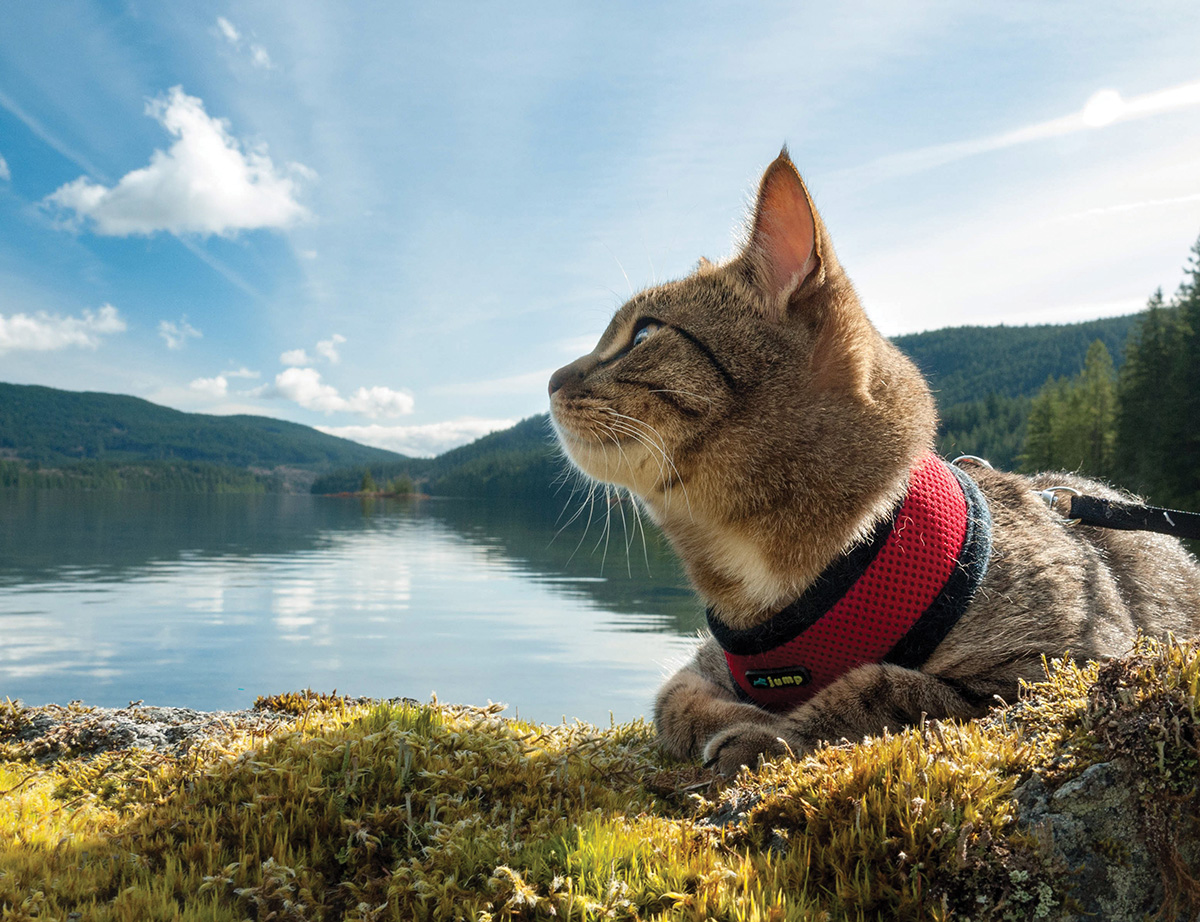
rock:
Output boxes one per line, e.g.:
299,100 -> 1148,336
1015,761 -> 1199,921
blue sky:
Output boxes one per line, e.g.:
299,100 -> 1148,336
2,2 -> 1199,457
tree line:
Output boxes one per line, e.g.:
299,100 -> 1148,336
0,458 -> 282,493
1022,235 -> 1200,510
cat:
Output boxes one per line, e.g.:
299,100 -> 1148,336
548,150 -> 1200,776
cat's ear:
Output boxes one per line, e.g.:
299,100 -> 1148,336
744,150 -> 821,313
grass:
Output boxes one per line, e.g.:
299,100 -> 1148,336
1,637 -> 1198,921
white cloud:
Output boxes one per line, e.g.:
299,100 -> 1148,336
316,418 -> 518,457
281,348 -> 311,366
267,367 -> 414,418
225,366 -> 260,379
345,385 -> 414,417
271,366 -> 344,413
158,316 -> 202,349
0,303 -> 125,353
315,333 -> 346,363
215,16 -> 240,44
44,86 -> 310,237
190,374 -> 229,397
0,153 -> 9,182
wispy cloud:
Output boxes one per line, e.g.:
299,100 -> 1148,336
158,315 -> 202,349
44,86 -> 310,236
0,153 -> 9,182
215,16 -> 274,70
0,304 -> 125,353
0,87 -> 110,182
317,418 -> 518,457
216,16 -> 241,44
837,78 -> 1200,186
1056,191 -> 1200,222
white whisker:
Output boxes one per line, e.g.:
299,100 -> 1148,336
647,388 -> 715,406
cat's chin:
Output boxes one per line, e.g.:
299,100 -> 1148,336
551,416 -> 661,496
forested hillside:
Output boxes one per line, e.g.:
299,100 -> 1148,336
0,382 -> 409,492
893,315 -> 1136,406
0,383 -> 406,470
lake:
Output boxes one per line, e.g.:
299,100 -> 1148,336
0,491 -> 706,725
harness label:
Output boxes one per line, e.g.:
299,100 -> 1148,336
744,666 -> 812,690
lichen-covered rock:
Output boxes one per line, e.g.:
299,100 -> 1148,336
1017,762 -> 1165,920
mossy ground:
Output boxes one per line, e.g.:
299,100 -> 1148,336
2,638 -> 1198,921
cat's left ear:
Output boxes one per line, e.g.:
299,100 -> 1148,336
744,151 -> 822,316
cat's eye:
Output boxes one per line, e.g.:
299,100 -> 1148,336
632,322 -> 662,347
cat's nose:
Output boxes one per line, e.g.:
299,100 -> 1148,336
548,356 -> 593,396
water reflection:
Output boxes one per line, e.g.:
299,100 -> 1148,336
0,491 -> 703,723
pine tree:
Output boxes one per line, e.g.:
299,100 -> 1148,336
1022,377 -> 1067,472
1077,340 -> 1117,477
1021,340 -> 1117,478
1168,234 -> 1200,507
1115,289 -> 1175,498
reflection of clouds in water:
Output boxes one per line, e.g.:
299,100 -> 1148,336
273,581 -> 317,633
183,575 -> 226,617
0,612 -> 118,681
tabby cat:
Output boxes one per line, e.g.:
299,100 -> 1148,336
548,151 -> 1200,776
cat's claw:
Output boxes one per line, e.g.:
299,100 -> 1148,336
702,723 -> 793,777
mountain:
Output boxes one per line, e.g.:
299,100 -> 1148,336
314,313 -> 1140,497
893,315 -> 1137,406
0,382 -> 408,472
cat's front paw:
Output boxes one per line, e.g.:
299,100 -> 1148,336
702,723 -> 796,777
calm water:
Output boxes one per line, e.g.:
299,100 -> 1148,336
0,491 -> 706,725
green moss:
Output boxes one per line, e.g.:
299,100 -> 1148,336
2,640 -> 1199,920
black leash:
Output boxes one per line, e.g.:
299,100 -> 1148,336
952,457 -> 1200,542
1048,490 -> 1200,542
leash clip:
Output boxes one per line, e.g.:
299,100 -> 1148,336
951,455 -> 993,469
1039,486 -> 1081,526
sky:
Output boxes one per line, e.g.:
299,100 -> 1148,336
2,2 -> 1199,458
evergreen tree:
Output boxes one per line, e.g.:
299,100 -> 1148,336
1115,289 -> 1175,498
1021,340 -> 1117,478
1168,235 -> 1200,507
1077,339 -> 1117,476
360,470 -> 378,493
1022,377 -> 1064,472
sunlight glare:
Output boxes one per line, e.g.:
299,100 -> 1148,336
1081,89 -> 1124,127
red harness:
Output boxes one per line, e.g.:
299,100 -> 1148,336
707,453 -> 992,712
